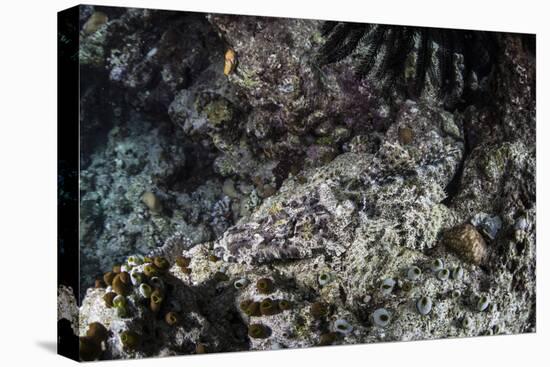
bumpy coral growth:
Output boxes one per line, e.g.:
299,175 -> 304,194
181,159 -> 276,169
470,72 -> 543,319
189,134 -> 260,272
141,192 -> 163,214
71,5 -> 535,360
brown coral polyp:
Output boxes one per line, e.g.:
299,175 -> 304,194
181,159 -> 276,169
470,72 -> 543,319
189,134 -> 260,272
256,278 -> 274,294
165,311 -> 180,326
86,322 -> 109,343
150,289 -> 164,313
79,336 -> 102,361
175,255 -> 191,268
103,271 -> 116,286
240,299 -> 261,316
311,302 -> 329,319
103,292 -> 117,308
398,126 -> 414,145
259,298 -> 279,316
153,256 -> 170,271
248,324 -> 271,339
112,272 -> 132,296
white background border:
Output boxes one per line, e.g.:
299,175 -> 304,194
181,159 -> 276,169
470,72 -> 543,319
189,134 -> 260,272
0,0 -> 546,366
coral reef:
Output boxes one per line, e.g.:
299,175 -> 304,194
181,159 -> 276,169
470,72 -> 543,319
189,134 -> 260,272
317,23 -> 501,107
73,4 -> 535,361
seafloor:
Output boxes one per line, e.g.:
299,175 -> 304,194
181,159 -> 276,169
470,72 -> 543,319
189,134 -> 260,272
59,5 -> 536,360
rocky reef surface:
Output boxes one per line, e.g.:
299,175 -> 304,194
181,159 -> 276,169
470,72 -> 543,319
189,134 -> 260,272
61,5 -> 535,360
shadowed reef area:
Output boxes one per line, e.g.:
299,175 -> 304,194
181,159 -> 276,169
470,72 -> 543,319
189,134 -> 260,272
58,5 -> 535,360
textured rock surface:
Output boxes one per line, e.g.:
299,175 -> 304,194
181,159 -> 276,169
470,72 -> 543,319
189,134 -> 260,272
73,5 -> 535,360
58,285 -> 79,333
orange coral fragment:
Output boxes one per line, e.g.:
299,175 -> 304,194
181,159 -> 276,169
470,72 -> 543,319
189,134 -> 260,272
224,49 -> 237,76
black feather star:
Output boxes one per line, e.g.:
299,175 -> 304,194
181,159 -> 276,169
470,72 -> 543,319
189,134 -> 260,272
318,22 -> 499,104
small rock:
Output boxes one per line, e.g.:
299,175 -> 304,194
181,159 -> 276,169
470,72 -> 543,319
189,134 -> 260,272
223,179 -> 240,198
471,212 -> 502,240
83,12 -> 108,34
398,126 -> 414,145
141,192 -> 162,214
441,224 -> 487,265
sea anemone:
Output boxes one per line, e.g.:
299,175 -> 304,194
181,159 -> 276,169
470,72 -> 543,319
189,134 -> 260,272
317,22 -> 499,103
